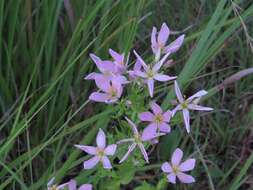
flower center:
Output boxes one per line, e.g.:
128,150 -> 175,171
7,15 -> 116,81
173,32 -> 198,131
96,148 -> 104,157
109,87 -> 117,97
50,185 -> 59,190
181,102 -> 188,109
154,114 -> 163,124
147,69 -> 154,78
134,134 -> 141,144
172,165 -> 179,174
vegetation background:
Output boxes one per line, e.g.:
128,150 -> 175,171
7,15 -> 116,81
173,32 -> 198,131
0,0 -> 253,189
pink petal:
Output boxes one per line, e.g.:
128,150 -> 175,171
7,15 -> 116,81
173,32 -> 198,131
154,74 -> 177,82
177,172 -> 195,183
138,143 -> 149,163
74,145 -> 97,155
85,72 -> 99,80
109,49 -> 124,64
139,112 -> 154,121
101,156 -> 112,169
174,81 -> 184,103
164,34 -> 185,54
172,104 -> 181,116
133,50 -> 148,71
125,117 -> 139,135
94,75 -> 111,91
150,101 -> 163,114
104,144 -> 117,156
171,148 -> 183,166
111,80 -> 123,98
100,60 -> 117,73
179,159 -> 196,172
67,180 -> 76,190
163,110 -> 172,122
152,51 -> 171,72
151,27 -> 158,54
158,23 -> 170,46
89,53 -> 103,72
89,92 -> 109,103
113,75 -> 128,84
83,156 -> 100,169
161,162 -> 173,173
135,70 -> 148,78
167,173 -> 176,184
187,90 -> 208,102
134,59 -> 142,71
79,184 -> 93,190
187,104 -> 213,111
159,122 -> 171,133
141,123 -> 158,141
119,143 -> 136,163
96,128 -> 106,148
57,183 -> 69,190
147,79 -> 154,97
182,109 -> 190,133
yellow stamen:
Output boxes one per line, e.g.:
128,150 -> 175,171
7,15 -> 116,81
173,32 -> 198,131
154,114 -> 163,124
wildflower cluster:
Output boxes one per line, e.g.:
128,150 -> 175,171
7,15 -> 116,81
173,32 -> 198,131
48,23 -> 213,189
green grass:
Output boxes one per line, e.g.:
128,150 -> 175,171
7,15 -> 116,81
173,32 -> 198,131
0,0 -> 253,189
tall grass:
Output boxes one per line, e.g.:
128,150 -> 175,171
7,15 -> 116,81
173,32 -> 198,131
0,0 -> 252,189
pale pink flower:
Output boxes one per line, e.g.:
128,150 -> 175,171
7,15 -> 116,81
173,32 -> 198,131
162,148 -> 196,184
139,102 -> 172,138
134,50 -> 177,97
118,117 -> 164,163
151,23 -> 185,61
75,129 -> 117,170
89,79 -> 123,104
85,53 -> 128,85
173,81 -> 213,133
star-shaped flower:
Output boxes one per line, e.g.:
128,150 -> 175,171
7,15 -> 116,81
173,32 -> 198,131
151,23 -> 185,61
139,102 -> 172,135
134,50 -> 177,97
118,117 -> 163,163
75,128 -> 117,170
173,81 -> 213,133
161,148 -> 196,184
89,79 -> 123,104
139,102 -> 172,139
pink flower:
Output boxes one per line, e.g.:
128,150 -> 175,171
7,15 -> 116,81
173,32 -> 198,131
75,129 -> 117,170
139,102 -> 172,139
118,117 -> 164,163
134,50 -> 177,97
151,23 -> 185,60
109,49 -> 127,74
161,148 -> 196,184
89,79 -> 123,104
85,53 -> 128,85
173,81 -> 213,133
